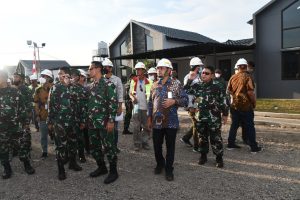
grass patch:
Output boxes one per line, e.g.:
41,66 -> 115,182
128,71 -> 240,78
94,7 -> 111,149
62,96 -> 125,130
256,99 -> 300,114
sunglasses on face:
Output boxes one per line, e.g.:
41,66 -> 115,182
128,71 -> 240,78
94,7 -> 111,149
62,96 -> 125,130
202,71 -> 211,75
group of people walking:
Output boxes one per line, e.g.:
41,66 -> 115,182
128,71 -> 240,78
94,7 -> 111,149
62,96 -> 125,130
0,56 -> 261,183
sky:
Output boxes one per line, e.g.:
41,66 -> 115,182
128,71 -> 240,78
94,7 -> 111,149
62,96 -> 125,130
0,0 -> 271,68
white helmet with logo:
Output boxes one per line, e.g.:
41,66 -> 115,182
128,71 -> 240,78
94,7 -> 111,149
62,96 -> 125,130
102,58 -> 113,67
190,57 -> 204,67
135,62 -> 146,69
236,58 -> 248,67
156,58 -> 173,69
147,67 -> 156,74
40,69 -> 53,78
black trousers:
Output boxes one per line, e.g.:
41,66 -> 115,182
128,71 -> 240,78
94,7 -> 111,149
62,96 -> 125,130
152,128 -> 177,173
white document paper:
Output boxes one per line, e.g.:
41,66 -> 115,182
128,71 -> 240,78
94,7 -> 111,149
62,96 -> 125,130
115,112 -> 124,121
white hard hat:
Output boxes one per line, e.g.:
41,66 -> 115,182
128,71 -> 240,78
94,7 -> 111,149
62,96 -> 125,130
78,69 -> 87,77
135,62 -> 146,69
156,58 -> 173,69
40,69 -> 53,78
190,57 -> 204,66
234,64 -> 238,69
236,58 -> 248,67
102,58 -> 113,67
29,74 -> 38,80
147,67 -> 156,74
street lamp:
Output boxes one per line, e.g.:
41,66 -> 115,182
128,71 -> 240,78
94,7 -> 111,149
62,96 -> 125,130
27,40 -> 46,77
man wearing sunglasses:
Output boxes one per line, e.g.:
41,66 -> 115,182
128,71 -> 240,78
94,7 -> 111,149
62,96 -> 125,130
48,67 -> 82,180
185,66 -> 229,168
129,62 -> 152,151
85,61 -> 119,184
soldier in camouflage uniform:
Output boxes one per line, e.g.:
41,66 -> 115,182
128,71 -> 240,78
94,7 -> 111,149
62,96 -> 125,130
122,73 -> 136,135
12,72 -> 35,174
86,61 -> 119,184
0,70 -> 35,179
185,66 -> 229,168
70,69 -> 88,163
47,67 -> 82,180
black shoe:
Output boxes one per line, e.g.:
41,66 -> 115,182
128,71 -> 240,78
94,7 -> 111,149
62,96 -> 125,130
104,163 -> 118,184
154,165 -> 164,175
180,138 -> 193,147
41,152 -> 48,158
57,160 -> 66,180
24,160 -> 35,175
68,158 -> 82,171
226,144 -> 241,150
78,151 -> 86,163
122,130 -> 133,135
198,153 -> 207,165
216,155 -> 224,168
251,146 -> 263,154
90,160 -> 108,177
165,172 -> 174,181
2,162 -> 12,179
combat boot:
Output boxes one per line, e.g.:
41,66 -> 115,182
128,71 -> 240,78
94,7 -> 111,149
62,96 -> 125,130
104,162 -> 118,184
198,153 -> 207,165
216,155 -> 224,168
69,156 -> 82,171
2,162 -> 12,179
23,160 -> 35,175
89,160 -> 108,177
57,160 -> 66,180
78,150 -> 86,163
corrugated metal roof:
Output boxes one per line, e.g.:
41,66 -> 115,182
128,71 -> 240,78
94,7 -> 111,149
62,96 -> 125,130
136,21 -> 219,44
223,38 -> 254,46
18,60 -> 70,70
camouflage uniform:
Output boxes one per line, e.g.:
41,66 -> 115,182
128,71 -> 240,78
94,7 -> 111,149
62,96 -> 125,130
86,78 -> 118,164
0,86 -> 25,163
47,82 -> 77,162
185,79 -> 229,157
69,82 -> 88,157
123,78 -> 133,133
15,84 -> 33,161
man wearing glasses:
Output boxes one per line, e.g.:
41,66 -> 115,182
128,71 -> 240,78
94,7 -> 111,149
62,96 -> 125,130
48,67 -> 82,180
129,62 -> 153,151
185,66 -> 229,168
85,61 -> 119,184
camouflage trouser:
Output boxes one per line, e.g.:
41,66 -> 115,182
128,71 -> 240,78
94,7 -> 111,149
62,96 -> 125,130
74,125 -> 85,152
196,120 -> 223,156
88,128 -> 117,164
0,126 -> 31,163
123,101 -> 133,131
54,123 -> 77,161
182,111 -> 199,147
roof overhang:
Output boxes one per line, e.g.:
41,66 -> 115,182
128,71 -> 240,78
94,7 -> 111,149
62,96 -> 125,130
110,42 -> 255,60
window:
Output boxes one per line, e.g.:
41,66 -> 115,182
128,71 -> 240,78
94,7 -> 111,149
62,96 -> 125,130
218,59 -> 232,81
120,40 -> 128,56
146,35 -> 153,51
282,50 -> 300,80
282,0 -> 300,48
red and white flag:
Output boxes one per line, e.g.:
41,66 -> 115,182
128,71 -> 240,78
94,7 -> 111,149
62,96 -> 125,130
32,50 -> 37,75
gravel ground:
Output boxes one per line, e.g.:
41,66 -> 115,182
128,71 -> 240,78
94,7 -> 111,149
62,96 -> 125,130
1,113 -> 299,200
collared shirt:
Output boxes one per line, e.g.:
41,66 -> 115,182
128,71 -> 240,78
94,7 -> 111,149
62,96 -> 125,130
227,71 -> 255,111
148,77 -> 188,129
184,73 -> 201,108
105,74 -> 123,103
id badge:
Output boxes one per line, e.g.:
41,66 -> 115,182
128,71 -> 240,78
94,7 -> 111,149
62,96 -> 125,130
167,91 -> 173,99
45,104 -> 48,110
